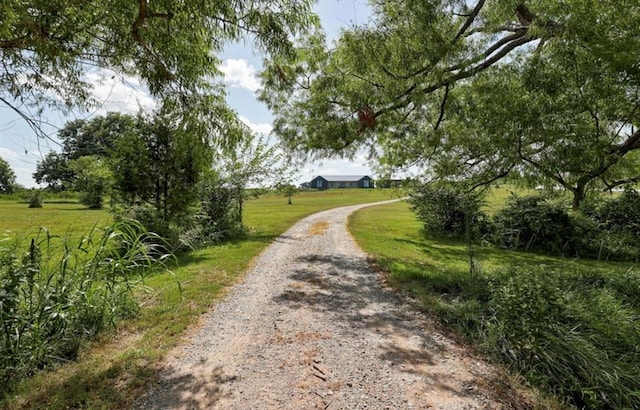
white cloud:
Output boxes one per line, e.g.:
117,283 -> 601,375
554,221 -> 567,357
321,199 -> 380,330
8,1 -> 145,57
0,147 -> 19,160
220,59 -> 261,92
85,69 -> 156,115
239,115 -> 273,136
0,147 -> 41,188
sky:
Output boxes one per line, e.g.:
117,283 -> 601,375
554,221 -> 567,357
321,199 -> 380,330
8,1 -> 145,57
0,0 -> 373,188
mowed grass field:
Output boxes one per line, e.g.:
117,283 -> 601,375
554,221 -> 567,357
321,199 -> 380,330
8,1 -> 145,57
1,189 -> 399,409
0,201 -> 110,240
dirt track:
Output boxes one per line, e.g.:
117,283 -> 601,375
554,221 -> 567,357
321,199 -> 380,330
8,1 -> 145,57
135,200 -> 508,409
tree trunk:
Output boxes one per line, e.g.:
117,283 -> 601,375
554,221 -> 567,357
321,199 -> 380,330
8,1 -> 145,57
571,184 -> 587,211
237,191 -> 243,225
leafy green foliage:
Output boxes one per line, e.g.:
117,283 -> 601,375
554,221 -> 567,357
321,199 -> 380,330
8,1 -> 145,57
408,184 -> 487,239
220,134 -> 295,225
262,1 -> 556,156
110,109 -> 210,220
33,152 -> 75,192
262,1 -> 640,208
108,108 -> 214,249
0,222 -> 166,395
68,156 -> 112,209
487,266 -> 640,409
0,156 -> 17,194
2,0 -> 318,136
492,195 -> 573,254
33,113 -> 138,191
435,53 -> 640,210
27,191 -> 43,208
593,190 -> 640,237
194,172 -> 243,244
276,181 -> 298,205
569,190 -> 640,261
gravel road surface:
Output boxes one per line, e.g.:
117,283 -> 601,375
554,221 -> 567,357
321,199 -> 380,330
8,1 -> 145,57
135,200 -> 509,409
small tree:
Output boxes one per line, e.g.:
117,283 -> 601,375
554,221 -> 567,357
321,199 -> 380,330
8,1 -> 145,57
68,156 -> 112,209
222,133 -> 294,225
276,180 -> 298,205
0,157 -> 17,194
195,171 -> 242,244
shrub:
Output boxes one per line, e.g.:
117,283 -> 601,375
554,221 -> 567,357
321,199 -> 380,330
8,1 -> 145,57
114,204 -> 181,253
78,189 -> 104,209
0,223 -> 165,394
27,191 -> 43,208
409,184 -> 486,240
195,176 -> 243,244
574,191 -> 640,261
593,189 -> 640,237
492,195 -> 573,254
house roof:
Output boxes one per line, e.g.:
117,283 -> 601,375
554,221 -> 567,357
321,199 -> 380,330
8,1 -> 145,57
313,175 -> 370,182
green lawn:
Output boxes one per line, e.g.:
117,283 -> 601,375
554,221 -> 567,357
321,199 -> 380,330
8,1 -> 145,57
349,200 -> 640,409
0,201 -> 110,240
1,188 -> 399,409
244,188 -> 398,237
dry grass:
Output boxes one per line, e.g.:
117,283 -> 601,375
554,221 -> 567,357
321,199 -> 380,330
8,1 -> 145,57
309,221 -> 329,236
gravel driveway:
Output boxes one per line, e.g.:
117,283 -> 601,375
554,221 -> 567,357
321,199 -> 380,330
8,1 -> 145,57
135,200 -> 507,409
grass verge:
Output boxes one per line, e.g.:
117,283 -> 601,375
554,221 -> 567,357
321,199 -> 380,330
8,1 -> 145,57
349,201 -> 640,410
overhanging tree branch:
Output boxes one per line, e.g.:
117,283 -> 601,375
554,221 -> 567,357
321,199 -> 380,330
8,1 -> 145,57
132,0 -> 175,81
374,34 -> 536,119
601,175 -> 640,190
609,129 -> 640,155
453,0 -> 486,42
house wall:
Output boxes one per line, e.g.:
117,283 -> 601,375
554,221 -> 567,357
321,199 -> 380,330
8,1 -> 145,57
358,177 -> 374,188
310,176 -> 375,189
327,181 -> 358,188
310,177 -> 327,189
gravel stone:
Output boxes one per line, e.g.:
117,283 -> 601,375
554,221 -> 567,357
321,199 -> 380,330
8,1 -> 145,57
135,200 -> 506,409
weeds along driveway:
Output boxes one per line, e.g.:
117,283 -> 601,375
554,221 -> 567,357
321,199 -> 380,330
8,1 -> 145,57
135,200 -> 509,409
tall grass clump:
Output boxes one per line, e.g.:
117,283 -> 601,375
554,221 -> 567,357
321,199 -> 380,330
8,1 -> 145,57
0,222 -> 169,396
405,262 -> 640,409
485,266 -> 640,409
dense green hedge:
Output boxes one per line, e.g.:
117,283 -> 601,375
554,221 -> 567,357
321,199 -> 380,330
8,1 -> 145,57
410,184 -> 640,261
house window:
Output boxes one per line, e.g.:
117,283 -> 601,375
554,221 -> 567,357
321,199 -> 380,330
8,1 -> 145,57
340,182 -> 345,188
316,180 -> 323,188
363,179 -> 370,188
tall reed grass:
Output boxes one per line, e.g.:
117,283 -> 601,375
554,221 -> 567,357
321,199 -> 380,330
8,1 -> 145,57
0,221 -> 169,396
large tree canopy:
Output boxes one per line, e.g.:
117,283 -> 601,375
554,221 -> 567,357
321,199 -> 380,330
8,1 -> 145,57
438,53 -> 640,209
261,0 -> 640,203
33,112 -> 138,190
1,0 -> 318,136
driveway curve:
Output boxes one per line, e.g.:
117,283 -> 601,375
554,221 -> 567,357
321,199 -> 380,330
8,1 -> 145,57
136,200 -> 505,409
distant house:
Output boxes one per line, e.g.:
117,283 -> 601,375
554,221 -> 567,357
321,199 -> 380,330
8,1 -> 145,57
310,175 -> 374,189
